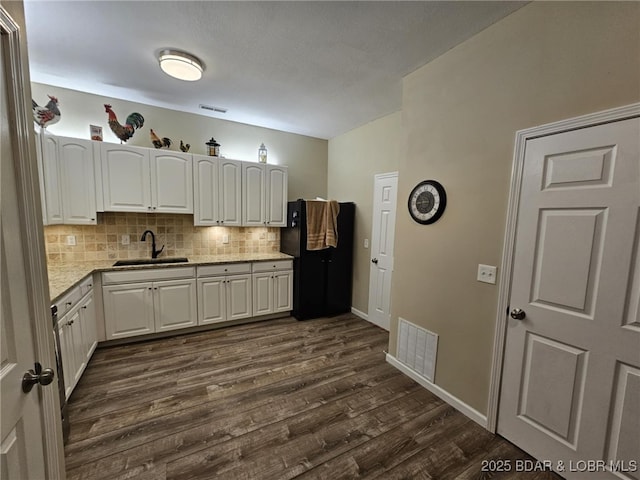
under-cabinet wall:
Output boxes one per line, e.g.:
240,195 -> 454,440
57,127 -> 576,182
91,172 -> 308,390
44,213 -> 281,264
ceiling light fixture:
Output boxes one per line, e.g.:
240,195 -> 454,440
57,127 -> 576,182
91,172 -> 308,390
158,49 -> 204,81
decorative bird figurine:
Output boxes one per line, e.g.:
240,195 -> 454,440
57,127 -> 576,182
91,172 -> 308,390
104,104 -> 144,143
150,129 -> 172,149
32,95 -> 61,128
179,140 -> 190,152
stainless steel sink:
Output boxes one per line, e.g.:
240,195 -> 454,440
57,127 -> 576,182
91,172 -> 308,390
113,257 -> 189,266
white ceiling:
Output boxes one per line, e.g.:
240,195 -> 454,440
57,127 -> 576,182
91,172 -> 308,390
23,1 -> 525,140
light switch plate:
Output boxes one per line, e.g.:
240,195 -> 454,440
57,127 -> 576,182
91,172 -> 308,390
477,264 -> 497,284
222,234 -> 229,244
364,239 -> 369,249
66,235 -> 76,246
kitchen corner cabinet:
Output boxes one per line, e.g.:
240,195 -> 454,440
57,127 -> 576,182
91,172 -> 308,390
252,260 -> 293,316
242,163 -> 288,227
56,277 -> 97,399
193,156 -> 242,226
197,263 -> 252,324
36,132 -> 97,225
102,267 -> 197,340
101,144 -> 193,213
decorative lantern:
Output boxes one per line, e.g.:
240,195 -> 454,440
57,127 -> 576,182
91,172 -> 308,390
258,143 -> 267,163
206,137 -> 220,157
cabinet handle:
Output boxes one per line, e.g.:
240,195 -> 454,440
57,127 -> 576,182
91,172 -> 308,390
88,284 -> 93,288
153,206 -> 157,210
82,306 -> 87,309
148,287 -> 152,290
91,218 -> 95,221
65,302 -> 72,306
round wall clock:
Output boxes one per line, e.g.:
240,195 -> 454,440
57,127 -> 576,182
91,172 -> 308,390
408,180 -> 447,224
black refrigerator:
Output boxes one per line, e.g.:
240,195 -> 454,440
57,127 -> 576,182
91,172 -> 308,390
280,200 -> 355,320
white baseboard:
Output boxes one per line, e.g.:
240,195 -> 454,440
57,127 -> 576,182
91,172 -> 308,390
386,353 -> 488,429
351,307 -> 368,320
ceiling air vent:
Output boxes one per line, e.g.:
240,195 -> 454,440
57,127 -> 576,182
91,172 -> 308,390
199,104 -> 227,114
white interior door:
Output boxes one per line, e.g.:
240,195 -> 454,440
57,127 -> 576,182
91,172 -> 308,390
498,117 -> 640,479
0,17 -> 47,477
367,172 -> 398,331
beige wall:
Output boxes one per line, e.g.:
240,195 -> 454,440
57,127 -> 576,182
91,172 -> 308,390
392,2 -> 640,414
328,112 -> 401,313
31,83 -> 328,201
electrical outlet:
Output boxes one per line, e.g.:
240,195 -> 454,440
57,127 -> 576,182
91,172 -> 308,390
477,264 -> 497,284
66,235 -> 76,246
222,234 -> 229,244
121,234 -> 130,245
259,232 -> 266,240
267,233 -> 276,241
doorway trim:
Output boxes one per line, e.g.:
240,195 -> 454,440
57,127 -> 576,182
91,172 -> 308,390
1,6 -> 65,478
486,102 -> 640,432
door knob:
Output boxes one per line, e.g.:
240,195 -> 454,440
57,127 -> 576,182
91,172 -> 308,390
510,308 -> 526,320
372,258 -> 378,264
22,362 -> 55,393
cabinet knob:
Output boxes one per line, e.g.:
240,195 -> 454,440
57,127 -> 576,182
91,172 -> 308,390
65,302 -> 72,306
152,206 -> 157,210
82,306 -> 87,309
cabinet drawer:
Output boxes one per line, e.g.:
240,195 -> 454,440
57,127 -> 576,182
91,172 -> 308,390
54,287 -> 82,317
197,263 -> 251,277
102,267 -> 195,285
252,260 -> 293,273
79,275 -> 94,297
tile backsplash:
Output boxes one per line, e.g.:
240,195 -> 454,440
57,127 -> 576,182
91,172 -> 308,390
44,212 -> 280,264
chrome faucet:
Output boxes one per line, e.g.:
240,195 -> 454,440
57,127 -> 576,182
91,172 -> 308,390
140,230 -> 164,259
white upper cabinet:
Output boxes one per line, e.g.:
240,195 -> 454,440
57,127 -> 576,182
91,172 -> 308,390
59,137 -> 97,224
242,163 -> 288,227
36,132 -> 97,225
193,156 -> 241,226
101,144 -> 193,213
101,143 -> 151,212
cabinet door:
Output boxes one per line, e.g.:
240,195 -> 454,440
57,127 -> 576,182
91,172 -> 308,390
153,278 -> 197,332
59,137 -> 97,224
193,156 -> 219,225
273,270 -> 293,313
252,272 -> 273,316
40,132 -> 64,224
151,151 -> 193,213
68,308 -> 86,389
57,318 -> 75,400
242,163 -> 265,226
103,282 -> 155,339
266,165 -> 288,227
197,276 -> 226,324
219,159 -> 242,226
227,274 -> 252,320
101,144 -> 151,212
79,292 -> 97,364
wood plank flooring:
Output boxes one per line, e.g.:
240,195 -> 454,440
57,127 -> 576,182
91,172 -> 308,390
65,314 -> 563,480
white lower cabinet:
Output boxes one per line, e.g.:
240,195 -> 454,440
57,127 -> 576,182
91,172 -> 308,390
252,260 -> 293,316
56,280 -> 97,400
102,267 -> 197,340
197,263 -> 252,324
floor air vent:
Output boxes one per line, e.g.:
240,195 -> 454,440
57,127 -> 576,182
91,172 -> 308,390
397,317 -> 438,382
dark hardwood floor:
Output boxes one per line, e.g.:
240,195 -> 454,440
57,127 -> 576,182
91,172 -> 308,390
64,314 -> 562,480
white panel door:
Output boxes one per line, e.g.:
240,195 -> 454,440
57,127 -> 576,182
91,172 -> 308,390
151,151 -> 193,213
40,132 -> 63,224
80,293 -> 97,363
498,117 -> 640,479
153,279 -> 197,332
273,270 -> 293,313
59,137 -> 97,224
197,277 -> 226,324
367,172 -> 398,331
243,163 -> 265,226
102,282 -> 155,339
101,144 -> 151,212
219,159 -> 242,226
227,274 -> 252,320
252,272 -> 273,316
266,165 -> 287,227
193,156 -> 219,225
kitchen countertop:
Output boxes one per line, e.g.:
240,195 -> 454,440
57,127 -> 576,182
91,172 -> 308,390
48,252 -> 294,303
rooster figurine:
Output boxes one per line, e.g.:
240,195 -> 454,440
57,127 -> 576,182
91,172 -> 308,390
150,129 -> 172,149
179,140 -> 190,152
32,95 -> 61,128
104,104 -> 144,143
